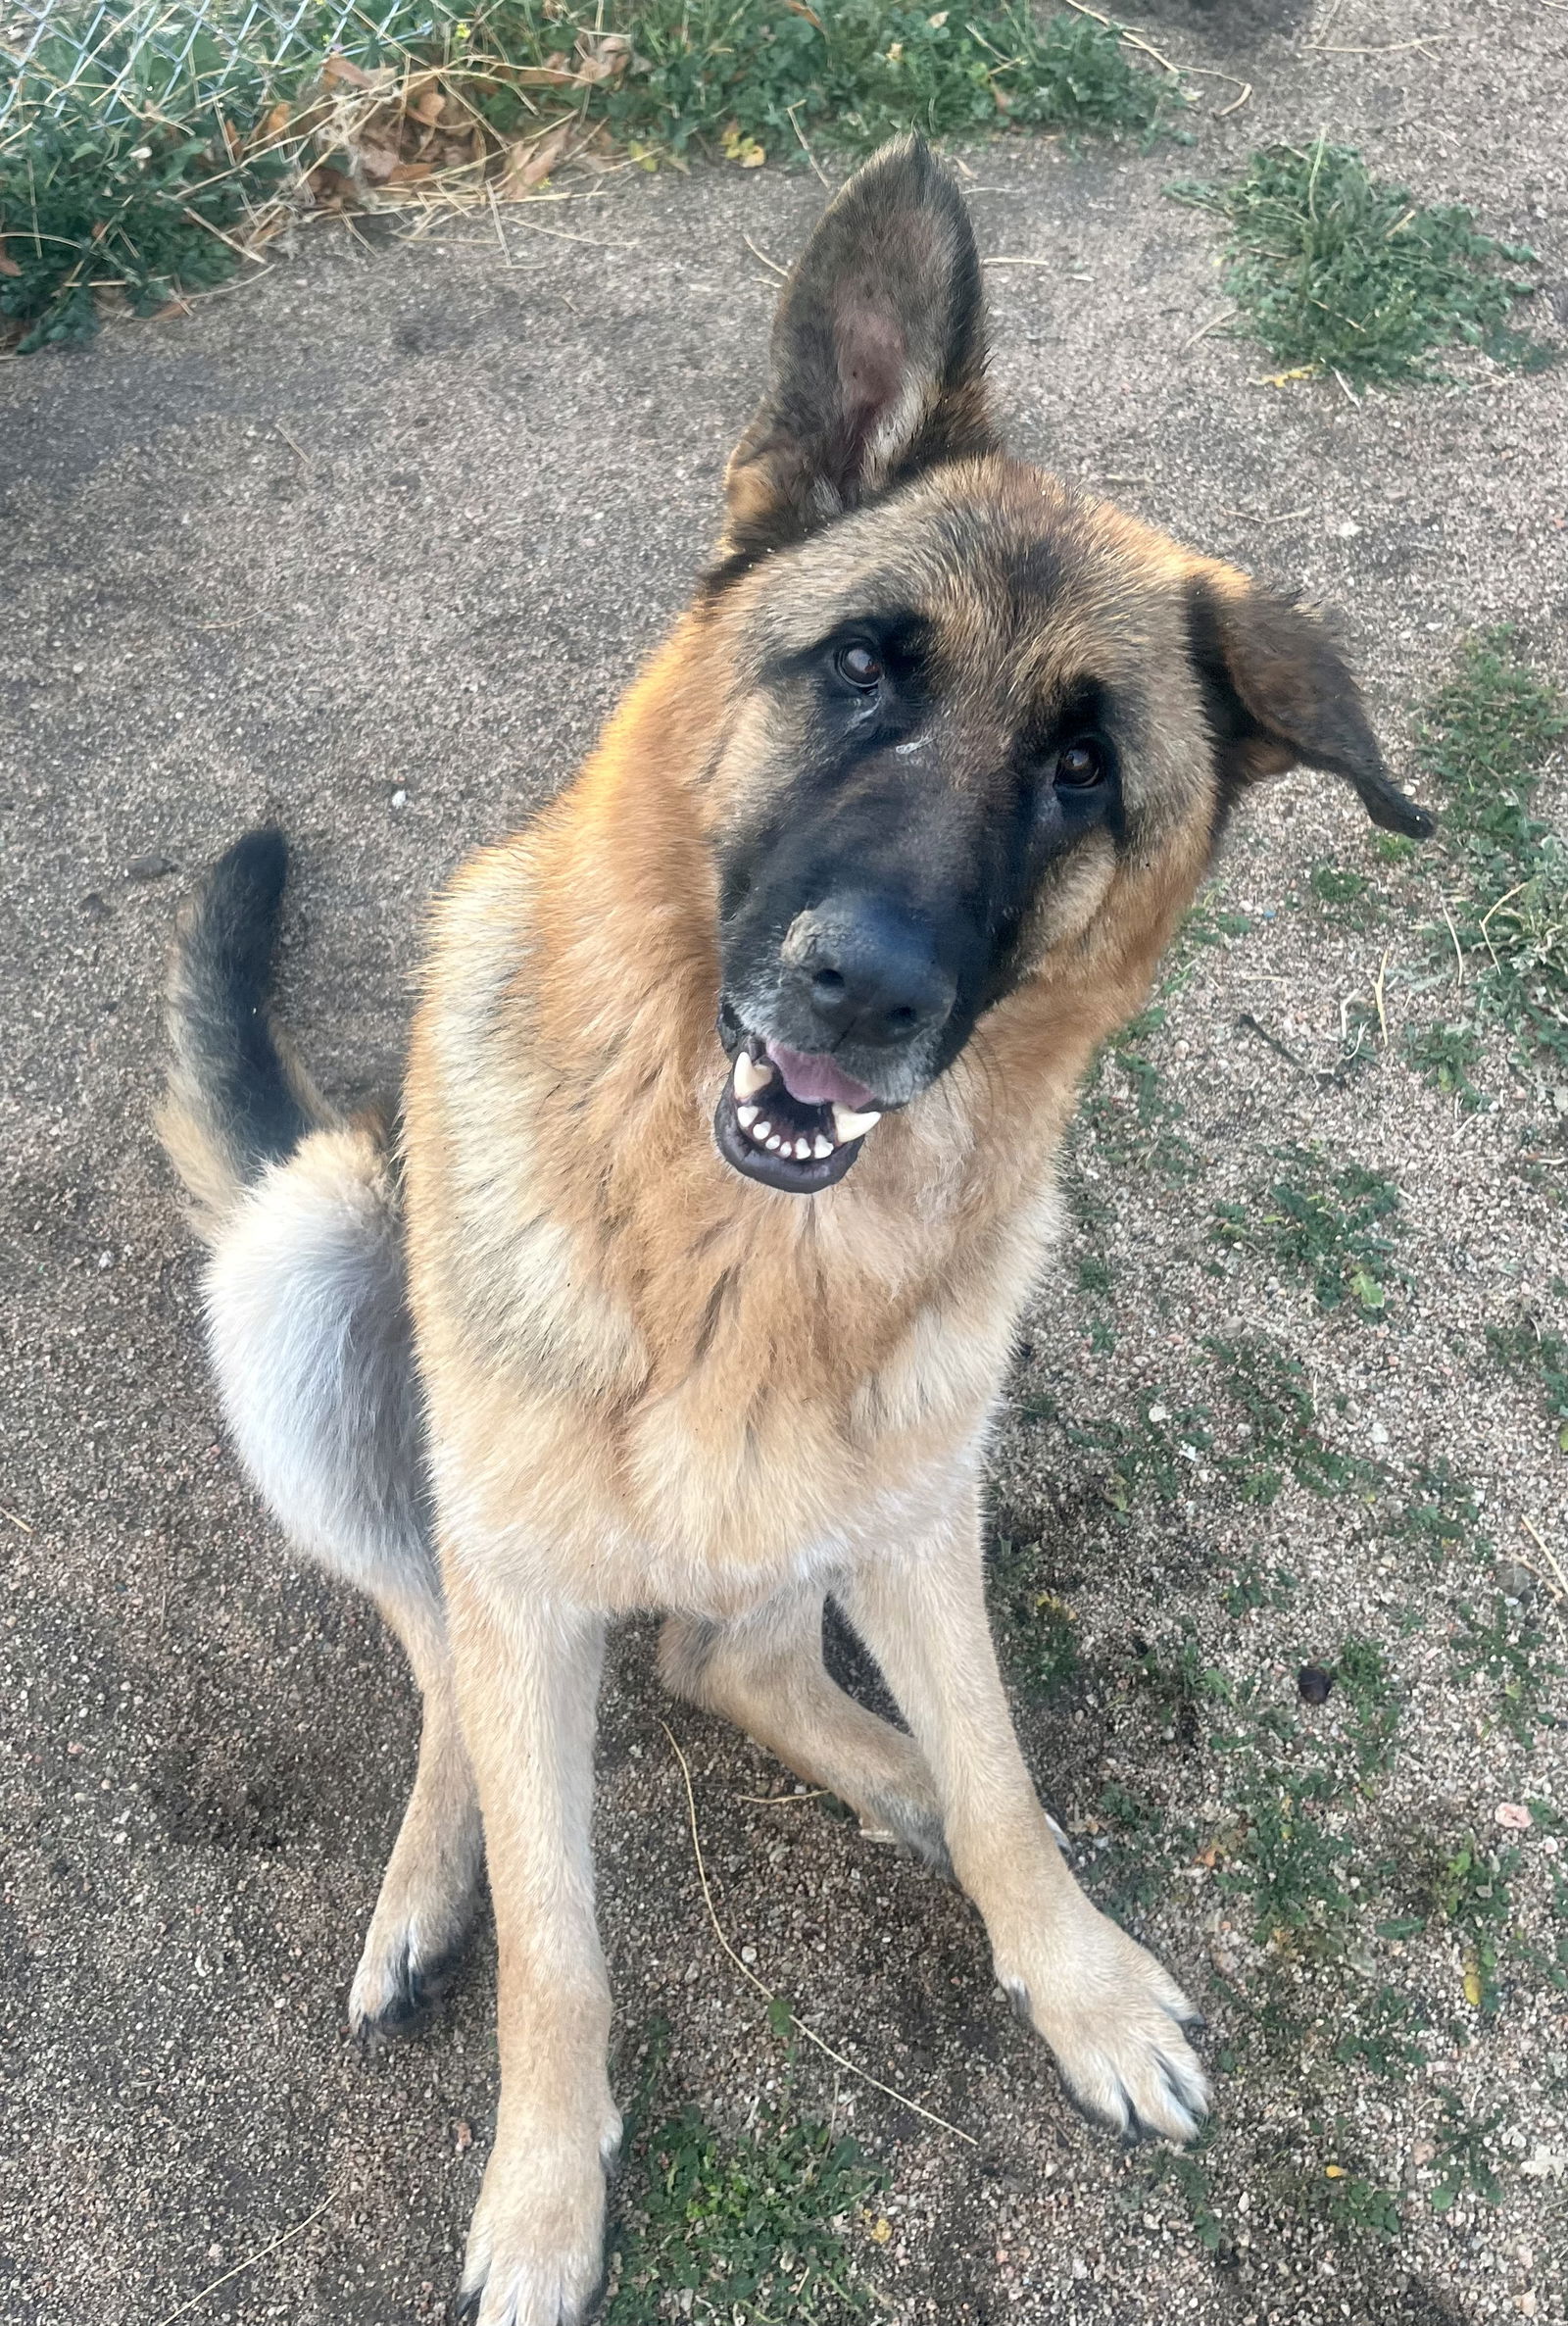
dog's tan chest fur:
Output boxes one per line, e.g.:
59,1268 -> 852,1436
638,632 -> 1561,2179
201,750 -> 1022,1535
402,643 -> 1152,1611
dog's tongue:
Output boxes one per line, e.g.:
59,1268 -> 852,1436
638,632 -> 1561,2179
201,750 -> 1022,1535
764,1040 -> 879,1111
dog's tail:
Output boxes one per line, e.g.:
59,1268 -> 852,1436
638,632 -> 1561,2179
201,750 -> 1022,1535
159,829 -> 329,1242
160,832 -> 435,1609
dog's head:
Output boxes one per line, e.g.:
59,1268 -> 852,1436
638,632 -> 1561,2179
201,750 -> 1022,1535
699,137 -> 1432,1196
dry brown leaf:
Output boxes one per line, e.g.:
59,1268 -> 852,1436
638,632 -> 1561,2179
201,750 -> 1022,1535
322,51 -> 381,90
411,85 -> 445,125
512,66 -> 580,87
307,163 -> 354,207
259,99 -> 292,141
497,118 -> 576,197
220,112 -> 241,158
358,140 -> 401,182
387,160 -> 436,184
0,244 -> 22,279
783,0 -> 824,25
576,30 -> 631,82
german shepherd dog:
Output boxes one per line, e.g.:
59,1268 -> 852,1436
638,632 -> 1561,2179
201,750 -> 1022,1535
160,138 -> 1431,2323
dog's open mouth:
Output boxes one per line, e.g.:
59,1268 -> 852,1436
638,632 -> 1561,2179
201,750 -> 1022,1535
712,1035 -> 884,1194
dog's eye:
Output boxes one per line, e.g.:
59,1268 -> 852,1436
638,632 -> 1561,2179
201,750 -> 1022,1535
1054,740 -> 1106,789
834,642 -> 884,691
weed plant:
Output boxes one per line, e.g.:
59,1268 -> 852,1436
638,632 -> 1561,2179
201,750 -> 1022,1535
1169,139 -> 1549,385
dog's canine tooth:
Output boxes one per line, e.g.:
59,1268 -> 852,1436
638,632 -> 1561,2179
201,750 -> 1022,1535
736,1103 -> 759,1128
733,1051 -> 773,1101
812,1133 -> 833,1160
831,1104 -> 882,1144
794,1139 -> 811,1161
751,1118 -> 772,1144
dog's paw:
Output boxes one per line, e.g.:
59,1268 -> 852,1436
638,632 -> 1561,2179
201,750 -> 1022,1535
349,1918 -> 466,2048
856,1786 -> 953,1878
999,1906 -> 1209,2146
454,2119 -> 619,2326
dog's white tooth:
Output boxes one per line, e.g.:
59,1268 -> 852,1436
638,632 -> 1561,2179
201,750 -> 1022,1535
812,1133 -> 833,1160
736,1103 -> 758,1128
831,1104 -> 882,1144
751,1118 -> 773,1143
766,1136 -> 783,1152
733,1051 -> 773,1101
795,1139 -> 812,1161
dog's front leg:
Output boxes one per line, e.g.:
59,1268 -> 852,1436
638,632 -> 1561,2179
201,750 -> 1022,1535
444,1562 -> 618,2325
841,1488 -> 1209,2145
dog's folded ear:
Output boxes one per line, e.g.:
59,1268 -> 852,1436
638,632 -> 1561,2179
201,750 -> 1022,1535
1186,569 -> 1435,838
718,134 -> 996,566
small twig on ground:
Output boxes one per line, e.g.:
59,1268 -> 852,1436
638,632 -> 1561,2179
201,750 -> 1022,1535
742,233 -> 787,278
1055,0 -> 1179,75
179,207 -> 267,263
1440,895 -> 1466,995
1372,945 -> 1392,1046
273,423 -> 312,471
1056,0 -> 1251,103
0,1507 -> 33,1534
1182,305 -> 1237,353
1304,35 -> 1452,55
1237,1011 -> 1307,1070
785,101 -> 831,189
662,1723 -> 976,2146
737,1787 -> 829,1806
1478,880 -> 1529,938
154,2201 -> 330,2326
1520,1516 -> 1568,1605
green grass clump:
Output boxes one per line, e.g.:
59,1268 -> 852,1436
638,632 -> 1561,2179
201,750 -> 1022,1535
1024,1331 -> 1379,1515
1078,1003 -> 1199,1182
1427,2091 -> 1506,2212
593,0 -> 1171,159
1449,1594 -> 1562,1744
1402,1022 -> 1487,1114
1211,1145 -> 1405,1317
607,2095 -> 884,2321
1427,1838 -> 1520,2017
1308,861 -> 1378,922
1331,1983 -> 1428,2079
1406,632 -> 1568,1095
991,1540 -> 1083,1698
1486,1310 -> 1568,1450
1168,138 -> 1550,385
1,0 -> 1170,353
1205,1334 -> 1383,1498
1396,1460 -> 1492,1567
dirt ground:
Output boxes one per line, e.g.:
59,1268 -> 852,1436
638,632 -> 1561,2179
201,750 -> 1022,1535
3,3 -> 1567,2321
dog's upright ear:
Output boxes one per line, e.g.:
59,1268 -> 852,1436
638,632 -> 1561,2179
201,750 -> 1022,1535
1186,567 -> 1435,838
718,134 -> 996,567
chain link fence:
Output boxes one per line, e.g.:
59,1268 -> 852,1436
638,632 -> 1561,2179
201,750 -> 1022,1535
0,0 -> 495,348
0,0 -> 435,133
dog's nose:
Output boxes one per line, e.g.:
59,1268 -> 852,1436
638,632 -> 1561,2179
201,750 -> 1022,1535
782,896 -> 956,1051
